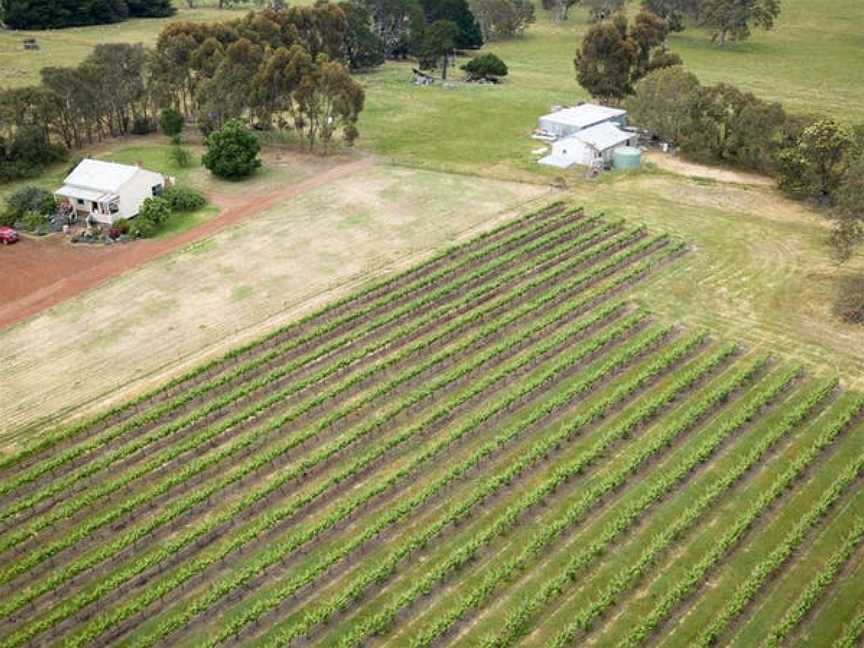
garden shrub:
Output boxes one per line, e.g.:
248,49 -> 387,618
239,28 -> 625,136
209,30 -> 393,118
0,209 -> 17,227
20,211 -> 52,232
168,145 -> 193,168
112,218 -> 130,234
163,186 -> 205,212
128,196 -> 171,238
6,186 -> 55,218
202,119 -> 261,179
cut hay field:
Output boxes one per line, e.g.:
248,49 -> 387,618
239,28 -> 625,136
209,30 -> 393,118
1,203 -> 862,648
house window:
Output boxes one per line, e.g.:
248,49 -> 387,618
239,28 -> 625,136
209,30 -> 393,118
77,199 -> 85,206
151,184 -> 163,197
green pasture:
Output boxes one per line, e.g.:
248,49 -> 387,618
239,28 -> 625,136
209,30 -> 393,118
2,0 -> 862,177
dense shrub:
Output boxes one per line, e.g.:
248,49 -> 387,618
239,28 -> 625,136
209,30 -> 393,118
0,210 -> 17,227
112,218 -> 131,234
129,196 -> 171,238
462,53 -> 508,81
0,127 -> 66,181
131,116 -> 156,136
126,0 -> 174,18
5,186 -> 55,218
168,145 -> 193,168
163,186 -> 205,212
834,275 -> 864,324
202,120 -> 261,180
20,210 -> 52,233
160,108 -> 185,139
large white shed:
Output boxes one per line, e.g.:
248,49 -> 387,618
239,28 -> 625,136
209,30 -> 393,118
55,159 -> 170,225
537,104 -> 627,139
539,122 -> 638,169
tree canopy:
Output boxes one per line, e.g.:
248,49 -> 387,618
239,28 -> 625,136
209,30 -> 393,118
339,1 -> 387,70
361,0 -> 426,58
420,0 -> 483,49
202,119 -> 262,179
640,0 -> 700,31
581,0 -> 625,22
777,120 -> 853,200
419,19 -> 460,79
0,5 -> 366,181
468,0 -> 535,40
625,66 -> 703,144
1,0 -> 173,29
700,0 -> 781,45
574,11 -> 681,103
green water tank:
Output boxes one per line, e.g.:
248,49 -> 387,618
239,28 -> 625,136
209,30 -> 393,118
613,146 -> 641,170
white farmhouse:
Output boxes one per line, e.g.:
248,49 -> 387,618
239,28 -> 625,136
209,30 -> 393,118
539,121 -> 638,169
55,159 -> 171,225
537,104 -> 627,139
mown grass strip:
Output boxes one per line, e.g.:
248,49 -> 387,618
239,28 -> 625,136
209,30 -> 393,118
0,201 -> 568,473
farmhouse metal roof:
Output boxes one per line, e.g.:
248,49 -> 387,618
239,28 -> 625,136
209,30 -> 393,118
539,104 -> 626,129
62,159 -> 142,193
569,122 -> 633,151
55,185 -> 111,202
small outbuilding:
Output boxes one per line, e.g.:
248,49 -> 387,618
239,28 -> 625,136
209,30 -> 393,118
537,104 -> 627,139
539,122 -> 638,169
55,159 -> 171,225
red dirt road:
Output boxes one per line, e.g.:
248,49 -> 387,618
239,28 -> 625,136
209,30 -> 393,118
0,157 -> 373,330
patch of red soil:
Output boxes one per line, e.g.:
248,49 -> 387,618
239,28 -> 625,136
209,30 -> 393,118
0,157 -> 373,330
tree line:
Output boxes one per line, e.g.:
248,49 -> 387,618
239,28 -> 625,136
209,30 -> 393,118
1,0 -> 175,30
546,0 -> 780,46
0,4 -> 371,181
356,0 -> 533,65
628,66 -> 864,321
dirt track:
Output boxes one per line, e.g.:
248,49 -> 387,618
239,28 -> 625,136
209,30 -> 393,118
0,157 -> 373,330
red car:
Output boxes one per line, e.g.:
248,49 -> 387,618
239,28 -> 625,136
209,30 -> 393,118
0,227 -> 19,245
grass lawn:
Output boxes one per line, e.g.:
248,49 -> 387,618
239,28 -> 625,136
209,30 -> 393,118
354,0 -> 864,177
0,135 -> 325,238
565,166 -> 864,385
